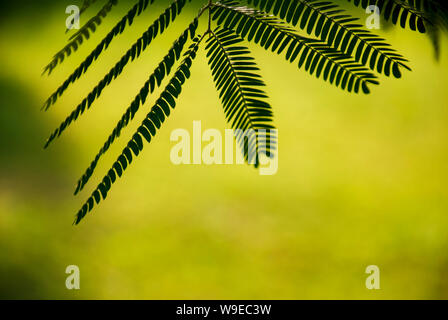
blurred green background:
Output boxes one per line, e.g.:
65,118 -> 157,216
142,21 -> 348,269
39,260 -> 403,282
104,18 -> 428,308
0,0 -> 447,299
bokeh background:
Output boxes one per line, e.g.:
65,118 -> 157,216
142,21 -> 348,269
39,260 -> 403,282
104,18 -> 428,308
0,0 -> 447,299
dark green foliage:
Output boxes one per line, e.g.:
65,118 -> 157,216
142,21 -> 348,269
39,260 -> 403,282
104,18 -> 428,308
212,1 -> 379,93
74,35 -> 203,225
67,0 -> 117,37
345,1 -> 448,59
206,28 -> 276,165
43,0 -> 193,147
41,0 -> 446,224
74,19 -> 199,195
42,0 -> 194,111
346,0 -> 427,32
248,0 -> 410,77
66,0 -> 100,32
43,0 -> 141,76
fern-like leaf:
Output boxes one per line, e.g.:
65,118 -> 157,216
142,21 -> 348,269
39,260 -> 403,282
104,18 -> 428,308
43,0 -> 120,76
206,28 -> 276,165
66,0 -> 100,32
213,1 -> 379,94
74,21 -> 198,195
42,0 -> 192,111
248,0 -> 410,78
66,0 -> 118,40
73,34 -> 203,225
346,0 -> 427,32
43,2 -> 193,148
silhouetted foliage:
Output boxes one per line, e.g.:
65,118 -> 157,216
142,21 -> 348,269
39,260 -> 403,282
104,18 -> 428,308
42,0 -> 447,224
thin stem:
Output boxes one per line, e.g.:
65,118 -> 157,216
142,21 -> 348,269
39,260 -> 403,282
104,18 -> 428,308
208,0 -> 212,32
197,1 -> 212,19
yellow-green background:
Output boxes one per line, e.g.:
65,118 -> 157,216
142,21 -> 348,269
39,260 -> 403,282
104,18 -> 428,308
0,0 -> 447,299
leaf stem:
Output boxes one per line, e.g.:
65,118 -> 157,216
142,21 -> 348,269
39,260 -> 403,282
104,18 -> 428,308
208,0 -> 212,33
197,0 -> 213,34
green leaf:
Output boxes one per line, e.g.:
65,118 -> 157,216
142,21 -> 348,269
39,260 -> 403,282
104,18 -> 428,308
43,0 -> 148,76
213,1 -> 379,94
247,0 -> 411,77
206,28 -> 277,166
42,0 -> 192,111
73,34 -> 204,225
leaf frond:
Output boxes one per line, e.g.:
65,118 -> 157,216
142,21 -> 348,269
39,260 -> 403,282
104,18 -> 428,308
206,28 -> 276,165
73,20 -> 198,195
42,0 -> 191,112
66,0 -> 118,40
346,0 -> 427,32
213,1 -> 379,94
73,34 -> 204,225
247,0 -> 411,77
66,0 -> 100,33
44,16 -> 197,150
43,0 -> 121,76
